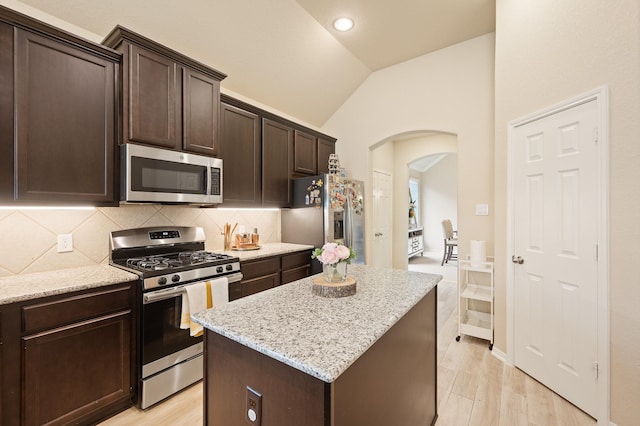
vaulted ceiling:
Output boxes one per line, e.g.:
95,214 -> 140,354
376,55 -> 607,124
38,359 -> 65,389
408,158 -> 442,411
14,0 -> 495,127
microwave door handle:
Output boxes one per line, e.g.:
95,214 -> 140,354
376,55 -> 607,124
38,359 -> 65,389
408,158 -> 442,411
206,163 -> 212,196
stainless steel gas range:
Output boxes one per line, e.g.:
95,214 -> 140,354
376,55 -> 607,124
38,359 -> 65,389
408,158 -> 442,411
109,226 -> 242,409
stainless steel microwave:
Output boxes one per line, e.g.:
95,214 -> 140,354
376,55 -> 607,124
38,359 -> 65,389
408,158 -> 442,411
121,144 -> 222,205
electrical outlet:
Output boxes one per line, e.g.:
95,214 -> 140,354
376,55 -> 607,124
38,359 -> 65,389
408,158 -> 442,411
246,386 -> 262,425
57,234 -> 73,253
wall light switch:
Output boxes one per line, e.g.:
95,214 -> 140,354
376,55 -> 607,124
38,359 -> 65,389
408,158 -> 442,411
57,234 -> 73,253
475,204 -> 489,216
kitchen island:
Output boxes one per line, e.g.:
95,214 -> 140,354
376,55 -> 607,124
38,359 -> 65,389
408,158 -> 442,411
192,264 -> 441,425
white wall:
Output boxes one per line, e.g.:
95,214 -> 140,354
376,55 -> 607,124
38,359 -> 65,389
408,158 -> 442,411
421,154 -> 458,252
324,33 -> 495,268
495,1 -> 640,424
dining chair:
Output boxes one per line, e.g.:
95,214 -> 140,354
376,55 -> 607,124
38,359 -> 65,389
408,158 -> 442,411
441,219 -> 458,265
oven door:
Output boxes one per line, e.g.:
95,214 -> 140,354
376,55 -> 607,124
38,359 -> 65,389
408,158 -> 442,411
140,272 -> 242,376
138,272 -> 241,409
122,143 -> 222,204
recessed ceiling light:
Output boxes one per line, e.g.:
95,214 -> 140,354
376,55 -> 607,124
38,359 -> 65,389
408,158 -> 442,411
333,17 -> 354,32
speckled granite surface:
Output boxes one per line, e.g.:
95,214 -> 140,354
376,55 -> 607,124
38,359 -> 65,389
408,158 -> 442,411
192,264 -> 441,383
216,242 -> 314,261
0,243 -> 311,306
0,265 -> 139,306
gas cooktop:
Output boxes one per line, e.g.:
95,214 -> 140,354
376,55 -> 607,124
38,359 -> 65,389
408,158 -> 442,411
109,226 -> 241,289
120,251 -> 236,273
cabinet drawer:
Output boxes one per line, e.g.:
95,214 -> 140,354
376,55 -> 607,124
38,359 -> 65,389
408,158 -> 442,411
281,250 -> 311,270
241,257 -> 280,280
242,274 -> 280,297
282,265 -> 310,285
22,284 -> 132,335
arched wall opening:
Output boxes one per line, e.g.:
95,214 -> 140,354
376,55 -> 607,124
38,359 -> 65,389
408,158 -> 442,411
369,131 -> 458,269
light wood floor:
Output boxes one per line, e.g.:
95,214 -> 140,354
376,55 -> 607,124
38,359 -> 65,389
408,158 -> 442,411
100,254 -> 595,425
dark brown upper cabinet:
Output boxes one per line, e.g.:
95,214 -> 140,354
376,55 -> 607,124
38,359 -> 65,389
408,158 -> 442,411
219,94 -> 336,208
0,7 -> 120,205
103,26 -> 226,156
293,130 -> 317,176
317,137 -> 335,174
262,118 -> 292,207
220,102 -> 261,206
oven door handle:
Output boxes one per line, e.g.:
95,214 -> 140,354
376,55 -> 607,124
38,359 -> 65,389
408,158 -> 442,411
143,272 -> 243,304
143,286 -> 186,304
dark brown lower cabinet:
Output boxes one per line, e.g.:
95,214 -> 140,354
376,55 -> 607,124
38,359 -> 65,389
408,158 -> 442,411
238,250 -> 312,299
0,282 -> 135,426
281,250 -> 312,284
240,256 -> 280,298
204,287 -> 437,425
23,312 -> 131,425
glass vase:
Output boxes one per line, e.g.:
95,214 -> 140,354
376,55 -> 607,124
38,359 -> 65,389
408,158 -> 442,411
324,262 -> 348,283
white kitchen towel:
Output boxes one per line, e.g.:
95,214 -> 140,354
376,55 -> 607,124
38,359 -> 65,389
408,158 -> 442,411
209,276 -> 230,308
180,277 -> 229,337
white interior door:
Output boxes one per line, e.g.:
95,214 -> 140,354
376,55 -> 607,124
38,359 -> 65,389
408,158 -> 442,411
512,99 -> 599,416
373,170 -> 393,268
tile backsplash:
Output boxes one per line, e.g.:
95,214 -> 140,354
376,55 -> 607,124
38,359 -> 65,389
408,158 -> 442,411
0,205 -> 281,277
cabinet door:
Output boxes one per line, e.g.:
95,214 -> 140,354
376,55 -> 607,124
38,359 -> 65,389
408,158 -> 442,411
0,310 -> 3,423
262,118 -> 292,207
220,103 -> 261,206
293,130 -> 317,175
317,137 -> 335,175
22,311 -> 131,426
183,67 -> 220,155
128,44 -> 179,149
14,29 -> 116,203
0,23 -> 13,202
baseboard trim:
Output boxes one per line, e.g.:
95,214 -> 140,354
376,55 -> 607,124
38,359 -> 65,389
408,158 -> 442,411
491,346 -> 508,364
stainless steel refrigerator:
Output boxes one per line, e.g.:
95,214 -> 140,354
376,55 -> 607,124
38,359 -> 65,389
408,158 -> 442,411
282,174 -> 365,274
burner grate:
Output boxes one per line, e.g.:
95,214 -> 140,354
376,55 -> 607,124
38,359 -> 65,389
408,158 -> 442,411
123,251 -> 235,272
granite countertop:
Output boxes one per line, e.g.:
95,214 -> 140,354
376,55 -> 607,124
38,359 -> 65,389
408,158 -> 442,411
192,264 -> 441,383
216,242 -> 314,262
0,243 -> 312,306
0,265 -> 139,306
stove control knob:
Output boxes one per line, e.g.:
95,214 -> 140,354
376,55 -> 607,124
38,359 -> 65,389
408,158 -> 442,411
157,277 -> 167,286
171,274 -> 180,283
216,266 -> 223,273
226,264 -> 233,271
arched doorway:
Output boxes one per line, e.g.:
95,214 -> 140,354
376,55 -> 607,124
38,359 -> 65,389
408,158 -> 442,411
369,132 -> 458,270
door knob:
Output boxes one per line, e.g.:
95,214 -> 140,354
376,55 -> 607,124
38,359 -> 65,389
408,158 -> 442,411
511,255 -> 524,264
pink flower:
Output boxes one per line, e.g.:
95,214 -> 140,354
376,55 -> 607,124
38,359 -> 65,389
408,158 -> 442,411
319,243 -> 339,264
312,242 -> 355,265
335,244 -> 351,261
319,249 -> 339,265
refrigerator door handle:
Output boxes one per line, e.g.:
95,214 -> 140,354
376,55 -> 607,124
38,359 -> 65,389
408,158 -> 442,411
344,194 -> 353,248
